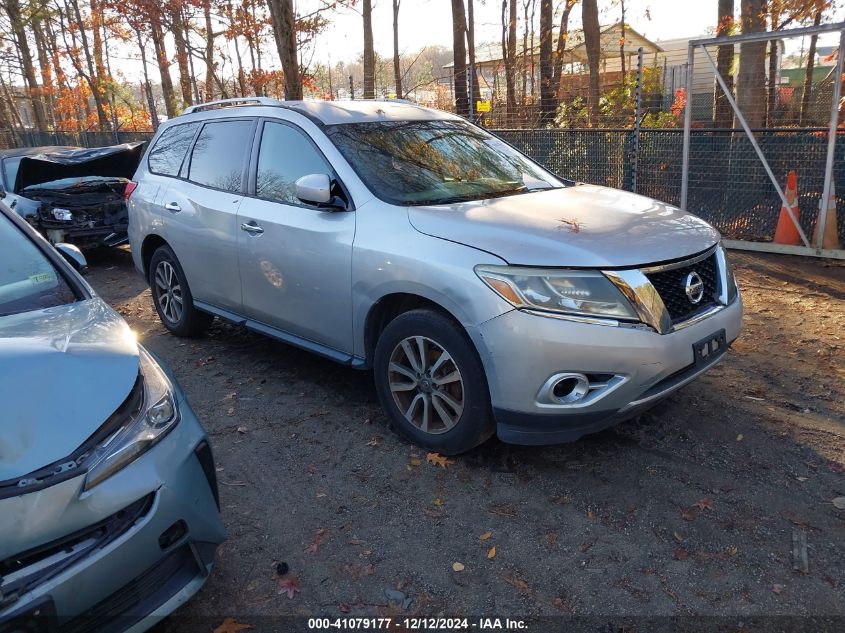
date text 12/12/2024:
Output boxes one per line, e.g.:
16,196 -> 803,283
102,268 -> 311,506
307,618 -> 528,630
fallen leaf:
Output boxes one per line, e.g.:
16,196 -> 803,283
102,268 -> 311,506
501,572 -> 530,593
672,531 -> 683,543
479,531 -> 492,541
673,548 -> 689,561
277,575 -> 301,599
546,532 -> 558,546
681,507 -> 699,521
427,452 -> 455,468
488,503 -> 518,518
832,497 -> 845,510
366,436 -> 380,446
339,603 -> 351,613
304,528 -> 328,554
693,498 -> 715,510
347,538 -> 365,545
213,618 -> 254,633
487,546 -> 497,560
236,426 -> 248,434
772,583 -> 784,594
586,510 -> 596,520
227,407 -> 235,416
432,497 -> 444,506
409,456 -> 422,466
736,434 -> 744,441
452,562 -> 465,572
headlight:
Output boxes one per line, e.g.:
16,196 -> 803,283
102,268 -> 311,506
83,347 -> 180,491
475,265 -> 639,320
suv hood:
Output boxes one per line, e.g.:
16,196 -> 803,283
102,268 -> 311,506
13,142 -> 145,193
408,184 -> 720,267
0,298 -> 139,481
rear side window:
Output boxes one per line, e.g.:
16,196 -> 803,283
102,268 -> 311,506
148,122 -> 200,176
255,122 -> 333,205
188,120 -> 253,192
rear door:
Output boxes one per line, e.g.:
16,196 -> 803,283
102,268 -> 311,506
236,118 -> 355,355
160,118 -> 256,314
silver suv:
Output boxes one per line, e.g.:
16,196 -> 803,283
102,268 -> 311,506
128,98 -> 742,454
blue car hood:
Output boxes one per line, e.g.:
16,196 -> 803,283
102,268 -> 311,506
0,298 -> 139,481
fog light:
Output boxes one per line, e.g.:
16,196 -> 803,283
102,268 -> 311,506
158,520 -> 187,549
551,373 -> 590,403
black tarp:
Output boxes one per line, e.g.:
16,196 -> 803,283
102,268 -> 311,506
13,142 -> 146,193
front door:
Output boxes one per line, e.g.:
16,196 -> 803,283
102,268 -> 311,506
236,120 -> 355,355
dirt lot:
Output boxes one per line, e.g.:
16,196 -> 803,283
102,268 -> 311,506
83,248 -> 845,631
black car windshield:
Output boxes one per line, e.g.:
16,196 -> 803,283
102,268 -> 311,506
0,213 -> 77,317
324,120 -> 563,205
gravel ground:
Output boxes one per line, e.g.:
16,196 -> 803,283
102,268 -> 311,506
82,247 -> 845,631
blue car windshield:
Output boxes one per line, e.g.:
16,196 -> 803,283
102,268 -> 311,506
0,215 -> 77,317
324,119 -> 563,206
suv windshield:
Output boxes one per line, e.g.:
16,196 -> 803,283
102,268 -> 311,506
0,214 -> 77,317
324,120 -> 563,206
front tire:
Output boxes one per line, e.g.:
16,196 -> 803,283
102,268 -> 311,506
149,245 -> 213,337
373,309 -> 494,455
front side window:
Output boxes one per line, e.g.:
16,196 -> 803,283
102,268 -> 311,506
256,122 -> 333,205
2,157 -> 22,190
0,216 -> 77,317
323,119 -> 562,206
188,120 -> 253,192
148,122 -> 200,176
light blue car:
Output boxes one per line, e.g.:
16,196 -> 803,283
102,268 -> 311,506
0,201 -> 225,631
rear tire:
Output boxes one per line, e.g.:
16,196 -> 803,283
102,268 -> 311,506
373,309 -> 494,455
149,245 -> 213,337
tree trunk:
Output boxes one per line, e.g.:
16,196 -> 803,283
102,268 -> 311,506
135,27 -> 160,129
171,3 -> 193,105
501,0 -> 518,118
67,0 -> 110,129
522,0 -> 529,104
713,0 -> 735,127
451,0 -> 469,117
362,0 -> 375,98
204,0 -> 216,101
538,0 -> 554,123
619,0 -> 626,78
552,0 -> 576,99
737,0 -> 767,128
267,0 -> 303,99
799,8 -> 822,125
392,0 -> 402,98
5,0 -> 49,129
32,17 -> 56,128
466,0 -> 481,111
582,0 -> 602,125
150,13 -> 179,118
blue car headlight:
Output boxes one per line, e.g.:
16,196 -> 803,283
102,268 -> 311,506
83,347 -> 180,491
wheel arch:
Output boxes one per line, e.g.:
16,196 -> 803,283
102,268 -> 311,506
140,233 -> 169,278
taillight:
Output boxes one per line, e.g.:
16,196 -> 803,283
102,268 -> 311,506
124,181 -> 138,201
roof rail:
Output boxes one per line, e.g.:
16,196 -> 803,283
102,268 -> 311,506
182,97 -> 283,115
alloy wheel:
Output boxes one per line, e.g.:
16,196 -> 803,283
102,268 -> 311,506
154,260 -> 184,324
387,335 -> 465,434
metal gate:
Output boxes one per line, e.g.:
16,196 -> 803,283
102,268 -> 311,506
681,22 -> 845,259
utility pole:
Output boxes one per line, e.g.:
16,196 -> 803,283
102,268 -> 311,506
349,75 -> 355,100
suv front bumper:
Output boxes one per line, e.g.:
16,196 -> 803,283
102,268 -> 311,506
472,296 -> 742,445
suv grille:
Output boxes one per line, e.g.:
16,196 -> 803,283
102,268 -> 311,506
644,252 -> 719,324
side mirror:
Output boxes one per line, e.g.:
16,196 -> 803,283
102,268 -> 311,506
295,173 -> 333,206
55,243 -> 88,275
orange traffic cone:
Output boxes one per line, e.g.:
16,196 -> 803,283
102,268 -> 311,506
813,179 -> 841,250
773,170 -> 802,245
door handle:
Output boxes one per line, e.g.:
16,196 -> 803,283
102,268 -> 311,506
164,202 -> 181,213
240,221 -> 264,235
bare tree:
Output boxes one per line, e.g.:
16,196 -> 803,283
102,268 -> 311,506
714,0 -> 735,127
538,0 -> 554,122
466,0 -> 481,110
392,0 -> 402,98
800,6 -> 822,124
581,0 -> 601,125
501,0 -> 518,117
451,0 -> 469,116
552,0 -> 578,93
3,0 -> 49,129
362,0 -> 375,98
737,0 -> 767,128
267,0 -> 302,99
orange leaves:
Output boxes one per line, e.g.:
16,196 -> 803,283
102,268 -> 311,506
426,452 -> 454,468
277,575 -> 301,599
304,528 -> 328,554
213,619 -> 254,633
693,498 -> 715,511
487,546 -> 497,560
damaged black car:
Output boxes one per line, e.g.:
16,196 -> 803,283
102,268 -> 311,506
8,142 -> 145,249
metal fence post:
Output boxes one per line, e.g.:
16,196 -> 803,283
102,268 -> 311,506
680,44 -> 695,210
817,27 -> 845,249
632,47 -> 644,194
